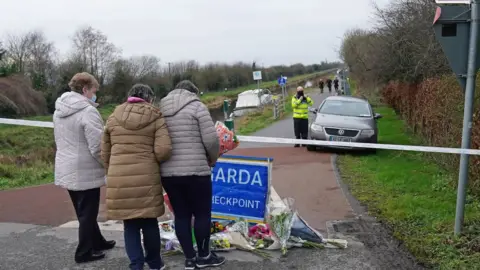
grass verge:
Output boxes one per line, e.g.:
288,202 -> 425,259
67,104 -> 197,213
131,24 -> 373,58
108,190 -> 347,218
337,104 -> 480,268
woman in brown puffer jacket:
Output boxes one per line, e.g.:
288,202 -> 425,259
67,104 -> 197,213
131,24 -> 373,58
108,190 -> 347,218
101,84 -> 172,270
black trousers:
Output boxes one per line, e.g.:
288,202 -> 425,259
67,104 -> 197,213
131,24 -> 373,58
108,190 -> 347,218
294,118 -> 309,141
68,188 -> 107,260
124,218 -> 162,270
162,176 -> 212,259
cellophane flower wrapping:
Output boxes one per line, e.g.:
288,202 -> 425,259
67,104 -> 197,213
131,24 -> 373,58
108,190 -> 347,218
267,198 -> 295,256
210,232 -> 235,251
226,218 -> 249,237
159,220 -> 183,251
215,121 -> 239,155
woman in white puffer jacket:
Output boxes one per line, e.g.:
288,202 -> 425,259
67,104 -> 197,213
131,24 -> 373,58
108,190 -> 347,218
53,72 -> 115,264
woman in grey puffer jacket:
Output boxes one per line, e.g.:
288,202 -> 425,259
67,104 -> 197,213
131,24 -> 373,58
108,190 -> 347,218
159,80 -> 225,270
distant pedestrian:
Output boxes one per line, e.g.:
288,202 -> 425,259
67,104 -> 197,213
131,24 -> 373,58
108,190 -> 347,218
334,77 -> 340,93
326,78 -> 333,93
53,72 -> 115,264
102,84 -> 172,270
292,86 -> 313,147
159,80 -> 224,270
318,79 -> 325,93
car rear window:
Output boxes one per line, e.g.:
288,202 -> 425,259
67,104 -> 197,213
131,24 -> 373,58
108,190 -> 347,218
319,100 -> 371,117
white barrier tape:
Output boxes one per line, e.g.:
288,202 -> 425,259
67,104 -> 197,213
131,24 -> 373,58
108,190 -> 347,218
1,118 -> 480,155
0,118 -> 54,128
237,136 -> 480,155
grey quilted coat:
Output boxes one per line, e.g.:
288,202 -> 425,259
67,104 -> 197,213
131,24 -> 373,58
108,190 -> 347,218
159,89 -> 219,177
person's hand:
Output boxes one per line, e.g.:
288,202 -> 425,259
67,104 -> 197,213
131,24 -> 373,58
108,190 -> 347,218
299,95 -> 304,100
209,161 -> 216,167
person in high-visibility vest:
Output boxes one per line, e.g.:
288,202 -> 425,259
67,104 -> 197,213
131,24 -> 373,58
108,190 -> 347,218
291,86 -> 313,147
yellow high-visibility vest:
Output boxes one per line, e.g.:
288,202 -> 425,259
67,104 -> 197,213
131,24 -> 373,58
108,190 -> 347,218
291,96 -> 313,119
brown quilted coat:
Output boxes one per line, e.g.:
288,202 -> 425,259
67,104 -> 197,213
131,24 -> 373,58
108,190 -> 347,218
101,101 -> 172,220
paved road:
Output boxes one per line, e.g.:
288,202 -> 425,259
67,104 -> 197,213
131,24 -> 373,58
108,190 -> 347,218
239,87 -> 333,148
0,220 -> 422,270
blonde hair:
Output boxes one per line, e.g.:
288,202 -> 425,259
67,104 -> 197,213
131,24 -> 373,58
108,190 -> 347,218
68,72 -> 99,93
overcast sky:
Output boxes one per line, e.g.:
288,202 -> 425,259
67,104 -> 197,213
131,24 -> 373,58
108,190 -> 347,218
1,0 -> 389,66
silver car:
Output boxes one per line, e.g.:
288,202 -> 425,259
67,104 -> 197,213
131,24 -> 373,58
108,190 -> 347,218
307,96 -> 382,151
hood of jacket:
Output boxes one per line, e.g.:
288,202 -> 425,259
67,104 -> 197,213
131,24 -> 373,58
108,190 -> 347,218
112,100 -> 162,130
160,89 -> 200,117
54,91 -> 97,118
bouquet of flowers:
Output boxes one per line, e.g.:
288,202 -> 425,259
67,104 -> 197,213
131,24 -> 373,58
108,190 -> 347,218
248,223 -> 271,239
248,224 -> 274,249
210,220 -> 231,234
226,231 -> 272,259
223,218 -> 272,258
290,212 -> 324,243
267,198 -> 295,256
225,217 -> 249,237
159,220 -> 184,256
210,232 -> 235,251
215,121 -> 239,155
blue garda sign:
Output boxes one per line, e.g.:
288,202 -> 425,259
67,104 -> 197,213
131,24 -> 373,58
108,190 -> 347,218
211,155 -> 272,223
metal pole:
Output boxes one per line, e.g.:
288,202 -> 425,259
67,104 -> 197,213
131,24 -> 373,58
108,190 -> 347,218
273,100 -> 277,119
454,0 -> 479,235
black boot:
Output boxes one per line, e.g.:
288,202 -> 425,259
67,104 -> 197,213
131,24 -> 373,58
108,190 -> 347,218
75,250 -> 106,264
96,240 -> 116,251
294,144 -> 300,148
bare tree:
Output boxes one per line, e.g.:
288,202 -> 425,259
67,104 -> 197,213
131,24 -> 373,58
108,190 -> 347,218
26,31 -> 56,75
71,26 -> 120,85
0,42 -> 6,61
2,30 -> 57,88
54,53 -> 85,86
4,32 -> 33,72
340,0 -> 449,84
127,55 -> 161,79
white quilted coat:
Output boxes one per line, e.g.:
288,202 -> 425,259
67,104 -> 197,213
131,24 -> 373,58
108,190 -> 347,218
53,91 -> 105,191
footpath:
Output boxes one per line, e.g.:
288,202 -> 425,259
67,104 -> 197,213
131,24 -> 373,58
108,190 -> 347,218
0,88 -> 423,269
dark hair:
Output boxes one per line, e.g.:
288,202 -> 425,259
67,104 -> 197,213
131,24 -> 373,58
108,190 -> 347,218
128,84 -> 154,102
174,80 -> 199,94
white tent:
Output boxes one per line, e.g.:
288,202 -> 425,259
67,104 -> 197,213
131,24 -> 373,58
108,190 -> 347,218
233,89 -> 273,117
